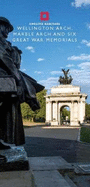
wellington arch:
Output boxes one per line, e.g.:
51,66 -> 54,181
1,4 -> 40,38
45,69 -> 87,126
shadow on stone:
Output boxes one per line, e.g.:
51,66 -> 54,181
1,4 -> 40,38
24,136 -> 90,164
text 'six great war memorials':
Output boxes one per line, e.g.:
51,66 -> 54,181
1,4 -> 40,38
45,69 -> 87,127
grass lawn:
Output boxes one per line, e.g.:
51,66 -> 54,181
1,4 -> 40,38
80,126 -> 90,143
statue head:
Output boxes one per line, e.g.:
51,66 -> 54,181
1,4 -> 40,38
0,17 -> 13,38
0,17 -> 13,32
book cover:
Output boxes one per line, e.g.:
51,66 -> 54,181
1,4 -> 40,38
0,1 -> 90,178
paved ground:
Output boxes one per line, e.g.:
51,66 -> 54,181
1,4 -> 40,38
24,125 -> 79,140
1,125 -> 90,187
24,126 -> 90,163
0,170 -> 33,187
29,156 -> 73,187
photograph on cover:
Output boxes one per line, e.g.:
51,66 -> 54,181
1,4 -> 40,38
0,1 -> 90,183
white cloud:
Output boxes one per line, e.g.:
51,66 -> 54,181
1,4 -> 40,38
37,58 -> 45,62
39,77 -> 59,89
66,64 -> 75,67
50,71 -> 61,75
21,68 -> 26,72
87,23 -> 90,29
68,54 -> 90,61
78,62 -> 90,70
77,46 -> 81,49
69,62 -> 90,87
70,68 -> 90,85
71,0 -> 90,7
25,46 -> 35,53
81,39 -> 90,47
34,71 -> 43,74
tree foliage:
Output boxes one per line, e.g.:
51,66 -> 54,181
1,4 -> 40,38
61,107 -> 70,121
21,89 -> 46,122
21,102 -> 35,120
62,108 -> 70,120
36,89 -> 46,119
85,103 -> 90,120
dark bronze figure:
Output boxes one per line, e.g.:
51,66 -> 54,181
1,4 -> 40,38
58,69 -> 73,84
0,17 -> 44,154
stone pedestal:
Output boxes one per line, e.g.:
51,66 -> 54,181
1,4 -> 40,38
0,146 -> 29,171
51,121 -> 59,126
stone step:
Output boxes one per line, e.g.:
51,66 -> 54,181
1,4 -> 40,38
29,156 -> 73,171
33,170 -> 71,187
0,170 -> 33,187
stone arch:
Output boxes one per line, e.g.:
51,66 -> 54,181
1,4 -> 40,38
45,85 -> 87,126
59,104 -> 71,125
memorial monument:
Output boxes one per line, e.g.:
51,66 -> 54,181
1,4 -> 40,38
45,69 -> 87,126
58,69 -> 73,84
0,17 -> 44,170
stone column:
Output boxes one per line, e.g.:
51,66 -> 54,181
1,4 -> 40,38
70,101 -> 74,126
50,101 -> 53,121
46,101 -> 52,125
56,101 -> 58,121
79,100 -> 85,123
83,101 -> 85,122
51,101 -> 58,125
52,102 -> 56,120
58,102 -> 60,125
71,101 -> 79,126
46,101 -> 49,123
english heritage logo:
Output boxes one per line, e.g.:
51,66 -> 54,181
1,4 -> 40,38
40,12 -> 49,21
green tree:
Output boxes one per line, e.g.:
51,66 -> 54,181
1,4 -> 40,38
85,103 -> 90,120
21,102 -> 35,121
21,89 -> 46,122
35,89 -> 46,121
61,107 -> 70,125
62,108 -> 70,120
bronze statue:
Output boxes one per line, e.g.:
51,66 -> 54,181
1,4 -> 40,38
0,17 -> 44,155
58,69 -> 73,84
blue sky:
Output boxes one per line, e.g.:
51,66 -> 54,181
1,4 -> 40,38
1,0 -> 90,102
